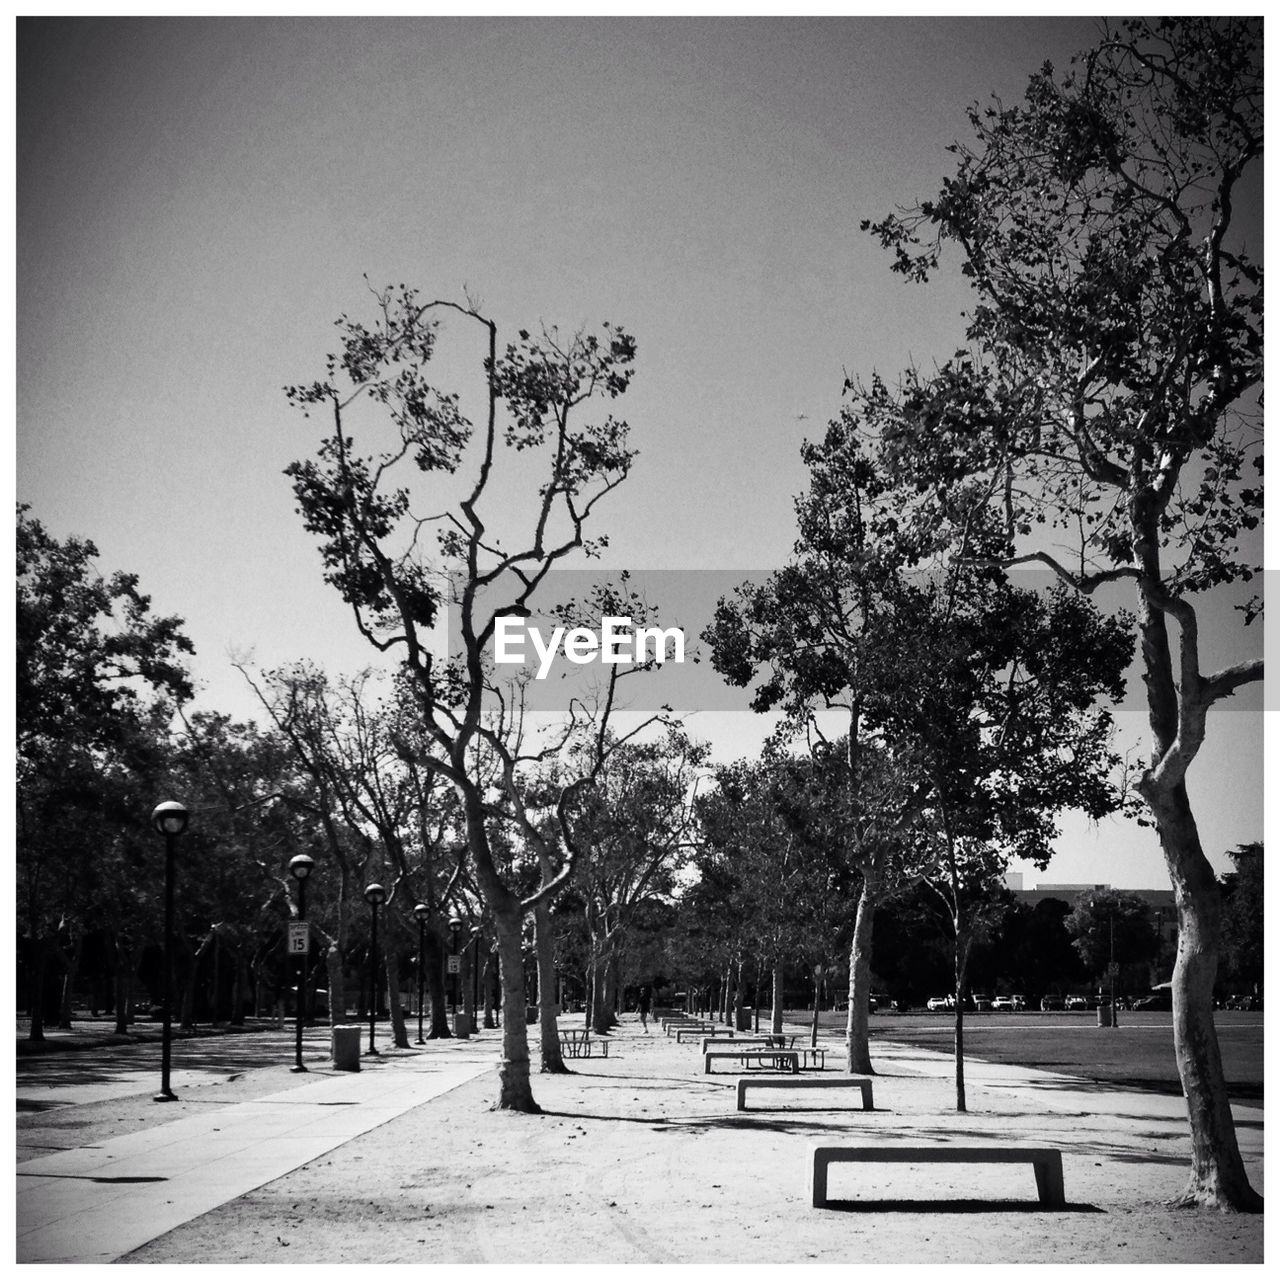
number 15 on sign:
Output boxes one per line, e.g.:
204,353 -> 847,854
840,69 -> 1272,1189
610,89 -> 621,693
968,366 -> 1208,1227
288,922 -> 310,955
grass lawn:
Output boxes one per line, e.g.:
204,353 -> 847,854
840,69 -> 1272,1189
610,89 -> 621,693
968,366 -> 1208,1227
865,1008 -> 1264,1100
812,1010 -> 1263,1101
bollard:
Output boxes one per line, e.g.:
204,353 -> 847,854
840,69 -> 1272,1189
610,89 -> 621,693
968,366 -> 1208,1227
331,1024 -> 362,1070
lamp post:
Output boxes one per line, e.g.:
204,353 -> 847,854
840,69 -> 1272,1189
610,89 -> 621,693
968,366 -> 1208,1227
448,915 -> 462,1035
288,855 -> 315,1072
364,884 -> 386,1055
471,927 -> 482,1032
413,903 -> 429,1045
151,801 -> 189,1103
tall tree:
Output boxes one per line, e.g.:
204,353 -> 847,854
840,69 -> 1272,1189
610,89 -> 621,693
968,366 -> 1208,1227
1065,889 -> 1160,1001
1218,843 -> 1262,998
16,505 -> 194,1039
863,18 -> 1262,1207
284,285 -> 639,1111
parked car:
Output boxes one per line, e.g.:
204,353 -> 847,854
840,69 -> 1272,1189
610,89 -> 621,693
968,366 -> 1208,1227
1226,994 -> 1261,1011
972,994 -> 993,1012
869,992 -> 893,1013
926,995 -> 954,1012
992,994 -> 1025,1012
1064,995 -> 1088,1011
1040,995 -> 1065,1011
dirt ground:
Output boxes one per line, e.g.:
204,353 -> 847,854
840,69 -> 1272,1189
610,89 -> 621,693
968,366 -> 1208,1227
122,1017 -> 1263,1265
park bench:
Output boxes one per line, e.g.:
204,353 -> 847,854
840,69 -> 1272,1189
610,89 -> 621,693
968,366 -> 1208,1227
809,1145 -> 1065,1209
676,1025 -> 725,1043
667,1020 -> 716,1037
699,1035 -> 791,1053
737,1076 -> 873,1111
798,1047 -> 828,1070
558,1029 -> 609,1059
661,1017 -> 697,1032
704,1048 -> 799,1074
698,1034 -> 742,1052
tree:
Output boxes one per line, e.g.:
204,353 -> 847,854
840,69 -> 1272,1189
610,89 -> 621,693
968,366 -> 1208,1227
563,728 -> 704,1034
703,444 -> 937,1072
1219,843 -> 1262,997
862,17 -> 1262,1207
16,505 -> 194,1039
240,663 -> 466,1038
285,285 -> 640,1111
1065,889 -> 1159,1000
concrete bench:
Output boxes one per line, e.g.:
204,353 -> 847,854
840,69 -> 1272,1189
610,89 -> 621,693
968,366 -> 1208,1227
705,1049 -> 799,1074
738,1076 -> 873,1111
700,1035 -> 791,1052
810,1145 -> 1065,1209
668,1021 -> 717,1037
799,1047 -> 828,1070
698,1034 -> 741,1052
676,1025 -> 724,1043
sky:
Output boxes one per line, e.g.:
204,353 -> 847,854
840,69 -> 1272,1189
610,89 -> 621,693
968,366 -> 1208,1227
15,13 -> 1268,890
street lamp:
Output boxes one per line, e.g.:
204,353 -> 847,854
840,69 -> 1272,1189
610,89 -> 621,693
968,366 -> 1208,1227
364,883 -> 386,1055
413,903 -> 430,1045
448,914 -> 463,1035
288,855 -> 315,1072
151,800 -> 189,1103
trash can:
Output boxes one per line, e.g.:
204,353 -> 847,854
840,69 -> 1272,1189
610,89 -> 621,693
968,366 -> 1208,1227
331,1024 -> 362,1071
454,1012 -> 471,1040
526,1005 -> 538,1025
735,1008 -> 753,1031
1097,1005 -> 1113,1028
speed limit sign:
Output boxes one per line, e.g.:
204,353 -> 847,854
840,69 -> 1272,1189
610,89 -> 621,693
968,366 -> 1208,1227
447,955 -> 462,975
287,922 -> 310,955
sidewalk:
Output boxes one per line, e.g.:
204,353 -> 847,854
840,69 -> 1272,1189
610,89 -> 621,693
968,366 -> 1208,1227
17,1034 -> 501,1263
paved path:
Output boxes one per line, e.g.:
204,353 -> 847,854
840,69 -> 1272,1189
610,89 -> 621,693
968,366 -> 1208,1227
17,1039 -> 500,1263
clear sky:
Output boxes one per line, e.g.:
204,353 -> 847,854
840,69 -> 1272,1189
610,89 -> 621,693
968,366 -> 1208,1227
15,14 -> 1266,889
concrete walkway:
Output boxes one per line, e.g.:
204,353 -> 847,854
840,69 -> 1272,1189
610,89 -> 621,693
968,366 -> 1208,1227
17,1039 -> 501,1263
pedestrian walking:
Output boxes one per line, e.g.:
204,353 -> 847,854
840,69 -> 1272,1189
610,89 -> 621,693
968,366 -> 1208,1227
638,986 -> 652,1031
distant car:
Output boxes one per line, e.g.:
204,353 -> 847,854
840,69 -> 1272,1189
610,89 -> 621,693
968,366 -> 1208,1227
926,995 -> 954,1012
992,994 -> 1025,1012
1040,995 -> 1065,1011
869,992 -> 892,1013
1064,995 -> 1088,1011
1226,994 -> 1260,1011
972,994 -> 993,1012
1132,991 -> 1173,1012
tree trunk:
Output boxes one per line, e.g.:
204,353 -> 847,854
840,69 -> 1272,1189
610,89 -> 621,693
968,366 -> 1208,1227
325,945 -> 347,1025
845,873 -> 879,1075
534,897 -> 568,1072
424,929 -> 451,1037
26,934 -> 46,1042
1146,778 -> 1262,1211
771,961 -> 784,1035
112,934 -> 134,1034
483,949 -> 497,1028
230,950 -> 246,1026
492,897 -> 538,1111
386,950 -> 410,1049
810,971 -> 821,1047
953,918 -> 969,1113
58,934 -> 82,1030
